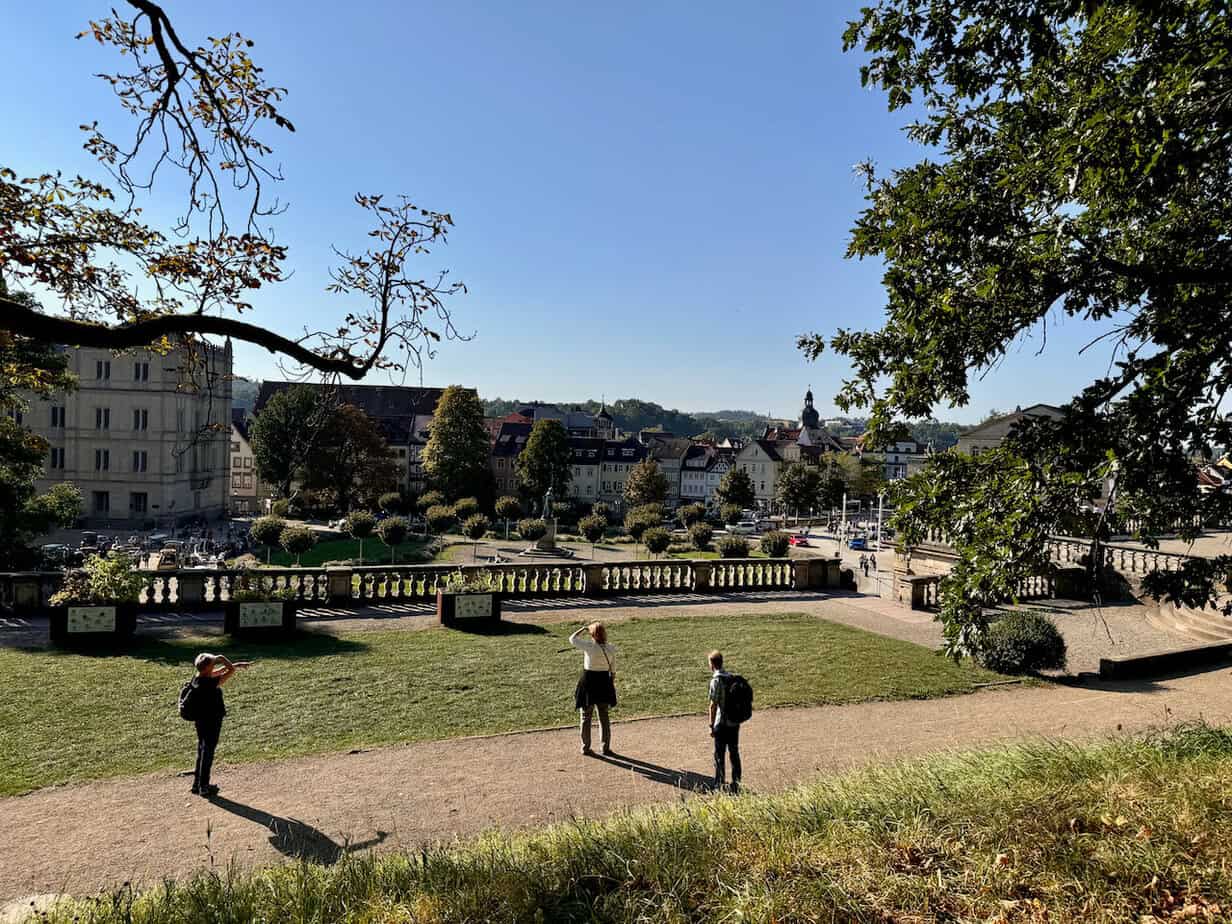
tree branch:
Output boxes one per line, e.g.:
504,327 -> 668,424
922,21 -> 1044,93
1,297 -> 366,379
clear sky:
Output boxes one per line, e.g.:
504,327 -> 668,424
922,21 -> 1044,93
6,0 -> 1109,423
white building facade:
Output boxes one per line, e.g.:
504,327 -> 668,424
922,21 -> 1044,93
26,341 -> 233,527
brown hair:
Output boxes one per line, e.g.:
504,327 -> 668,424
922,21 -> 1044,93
708,650 -> 723,668
590,622 -> 607,645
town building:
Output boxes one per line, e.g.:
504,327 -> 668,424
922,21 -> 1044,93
23,340 -> 233,527
640,434 -> 692,508
858,437 -> 930,481
954,404 -> 1066,454
490,421 -> 532,497
599,437 -> 649,507
229,409 -> 260,515
731,388 -> 845,510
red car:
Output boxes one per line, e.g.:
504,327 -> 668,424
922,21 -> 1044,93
788,534 -> 810,547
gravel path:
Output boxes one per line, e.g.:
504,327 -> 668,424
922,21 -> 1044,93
2,591 -> 1206,906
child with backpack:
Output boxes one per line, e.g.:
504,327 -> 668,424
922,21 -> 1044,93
179,652 -> 252,798
707,650 -> 751,791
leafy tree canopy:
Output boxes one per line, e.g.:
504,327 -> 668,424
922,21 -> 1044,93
422,385 -> 490,501
516,420 -> 572,506
716,467 -> 756,511
801,0 -> 1232,653
623,460 -> 669,508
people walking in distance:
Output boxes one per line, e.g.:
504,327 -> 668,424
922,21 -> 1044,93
869,552 -> 878,573
570,622 -> 617,756
858,552 -> 869,576
179,652 -> 251,798
708,651 -> 753,792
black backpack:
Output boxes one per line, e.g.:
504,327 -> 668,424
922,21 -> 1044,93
722,674 -> 754,724
178,677 -> 199,721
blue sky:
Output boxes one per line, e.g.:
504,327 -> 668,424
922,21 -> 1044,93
6,1 -> 1108,423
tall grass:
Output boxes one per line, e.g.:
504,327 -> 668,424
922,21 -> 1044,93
32,724 -> 1232,923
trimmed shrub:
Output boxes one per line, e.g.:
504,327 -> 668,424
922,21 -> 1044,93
689,522 -> 714,551
344,511 -> 377,564
426,504 -> 456,535
269,499 -> 291,517
980,612 -> 1067,675
760,530 -> 791,558
462,514 -> 491,546
643,527 -> 672,557
417,490 -> 445,512
495,495 -> 522,521
717,536 -> 750,559
452,497 -> 480,521
278,524 -> 317,565
250,515 -> 286,564
721,503 -> 743,526
518,518 -> 548,542
376,516 -> 409,563
579,514 -> 607,547
378,492 -> 406,516
677,503 -> 707,527
591,501 -> 611,521
625,512 -> 657,542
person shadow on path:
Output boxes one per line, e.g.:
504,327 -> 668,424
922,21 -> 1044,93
211,796 -> 388,864
592,752 -> 716,792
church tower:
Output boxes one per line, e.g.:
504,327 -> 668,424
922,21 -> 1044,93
799,386 -> 820,430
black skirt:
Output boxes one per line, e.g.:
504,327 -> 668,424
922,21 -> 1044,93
574,669 -> 617,709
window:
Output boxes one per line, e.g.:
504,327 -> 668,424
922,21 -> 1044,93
133,361 -> 150,382
243,457 -> 252,469
131,492 -> 148,515
95,407 -> 110,430
95,449 -> 110,471
95,359 -> 111,380
49,447 -> 65,469
92,491 -> 110,514
132,450 -> 148,473
133,408 -> 149,431
51,405 -> 65,427
233,455 -> 242,468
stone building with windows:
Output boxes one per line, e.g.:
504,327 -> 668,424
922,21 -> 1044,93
23,340 -> 233,527
229,408 -> 259,515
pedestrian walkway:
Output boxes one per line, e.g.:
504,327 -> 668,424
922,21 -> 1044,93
4,654 -> 1228,903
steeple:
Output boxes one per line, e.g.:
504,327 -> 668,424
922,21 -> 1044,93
800,385 -> 820,430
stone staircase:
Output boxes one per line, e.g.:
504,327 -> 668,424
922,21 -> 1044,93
1147,598 -> 1232,642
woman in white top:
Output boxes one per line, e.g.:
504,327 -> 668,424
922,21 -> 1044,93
570,621 -> 617,755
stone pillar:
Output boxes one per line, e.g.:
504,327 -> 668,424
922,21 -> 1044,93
909,578 -> 928,611
327,567 -> 354,605
792,560 -> 813,590
583,562 -> 607,598
692,561 -> 713,593
13,574 -> 45,611
1052,565 -> 1088,600
177,572 -> 206,608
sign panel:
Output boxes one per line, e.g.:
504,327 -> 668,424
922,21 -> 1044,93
454,594 -> 492,620
239,602 -> 284,628
67,606 -> 117,633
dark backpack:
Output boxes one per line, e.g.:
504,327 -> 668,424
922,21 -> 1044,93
722,674 -> 753,724
178,677 -> 199,721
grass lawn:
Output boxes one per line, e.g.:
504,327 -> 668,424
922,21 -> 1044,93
38,724 -> 1232,923
263,536 -> 430,567
0,614 -> 1001,796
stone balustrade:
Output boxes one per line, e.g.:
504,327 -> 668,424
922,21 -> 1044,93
0,556 -> 842,615
1045,537 -> 1193,577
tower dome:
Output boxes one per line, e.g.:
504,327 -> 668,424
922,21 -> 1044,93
800,386 -> 820,430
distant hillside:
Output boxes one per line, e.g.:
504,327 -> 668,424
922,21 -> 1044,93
482,398 -> 969,447
482,398 -> 776,442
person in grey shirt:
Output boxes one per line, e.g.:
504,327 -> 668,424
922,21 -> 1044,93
707,650 -> 741,790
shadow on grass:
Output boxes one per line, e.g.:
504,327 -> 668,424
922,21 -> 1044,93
210,795 -> 388,863
594,752 -> 716,792
43,631 -> 371,665
445,620 -> 549,636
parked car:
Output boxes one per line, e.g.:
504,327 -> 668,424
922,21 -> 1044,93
788,534 -> 811,547
848,537 -> 868,550
730,521 -> 758,535
153,547 -> 180,571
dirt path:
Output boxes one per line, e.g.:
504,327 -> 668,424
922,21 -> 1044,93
0,591 -> 1205,907
6,662 -> 1232,903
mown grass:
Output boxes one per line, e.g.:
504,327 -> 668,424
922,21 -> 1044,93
264,536 -> 430,567
35,724 -> 1232,923
0,614 -> 999,796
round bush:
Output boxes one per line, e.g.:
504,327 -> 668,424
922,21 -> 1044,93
425,504 -> 456,535
378,491 -> 406,515
760,530 -> 790,558
269,499 -> 290,517
452,497 -> 480,521
417,490 -> 445,512
677,503 -> 707,528
376,516 -> 409,548
278,525 -> 317,564
462,513 -> 491,541
689,522 -> 713,551
495,495 -> 522,521
717,536 -> 750,559
643,527 -> 672,556
518,518 -> 547,542
721,503 -> 743,526
578,514 -> 607,545
250,515 -> 286,549
344,510 -> 376,539
980,612 -> 1067,674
